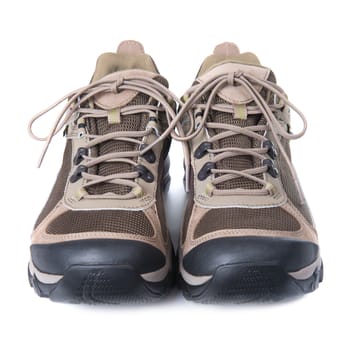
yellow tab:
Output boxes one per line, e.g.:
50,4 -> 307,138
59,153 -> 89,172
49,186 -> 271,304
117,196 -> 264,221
233,104 -> 247,120
74,188 -> 87,201
181,94 -> 189,103
107,108 -> 121,124
265,182 -> 276,195
132,186 -> 144,198
205,182 -> 215,197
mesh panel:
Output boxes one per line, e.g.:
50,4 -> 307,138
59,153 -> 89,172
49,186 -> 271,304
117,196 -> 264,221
209,96 -> 265,190
47,210 -> 154,236
156,134 -> 171,242
34,141 -> 72,228
278,139 -> 314,225
181,166 -> 194,244
194,207 -> 300,238
86,94 -> 149,195
85,75 -> 168,196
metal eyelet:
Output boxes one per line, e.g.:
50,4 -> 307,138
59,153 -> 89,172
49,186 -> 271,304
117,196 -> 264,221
198,162 -> 216,181
139,144 -> 156,163
73,147 -> 88,165
262,159 -> 279,178
149,116 -> 158,123
63,125 -> 69,137
263,140 -> 277,159
194,142 -> 212,159
136,165 -> 154,183
69,165 -> 88,183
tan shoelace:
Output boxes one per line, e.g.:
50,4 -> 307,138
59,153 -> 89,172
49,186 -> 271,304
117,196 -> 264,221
29,71 -> 307,202
28,75 -> 183,199
175,71 -> 308,202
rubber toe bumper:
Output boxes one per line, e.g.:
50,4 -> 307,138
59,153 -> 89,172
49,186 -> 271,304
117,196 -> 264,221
29,239 -> 174,303
180,237 -> 323,303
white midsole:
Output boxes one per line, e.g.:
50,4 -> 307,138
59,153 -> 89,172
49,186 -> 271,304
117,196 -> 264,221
29,259 -> 63,284
179,262 -> 213,286
29,258 -> 170,284
180,258 -> 322,287
288,256 -> 322,280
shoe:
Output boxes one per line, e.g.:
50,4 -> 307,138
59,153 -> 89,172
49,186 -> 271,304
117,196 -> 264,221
178,42 -> 323,303
28,40 -> 176,304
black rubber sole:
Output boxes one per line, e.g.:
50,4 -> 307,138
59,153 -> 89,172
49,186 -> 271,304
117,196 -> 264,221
179,262 -> 323,303
29,264 -> 174,304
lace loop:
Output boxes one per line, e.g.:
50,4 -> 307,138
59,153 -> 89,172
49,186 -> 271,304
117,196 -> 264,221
176,71 -> 307,199
28,75 -> 182,199
29,70 -> 308,202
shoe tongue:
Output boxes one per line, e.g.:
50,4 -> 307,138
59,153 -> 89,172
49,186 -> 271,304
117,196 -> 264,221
91,40 -> 161,110
210,104 -> 265,190
85,41 -> 165,196
199,42 -> 272,190
92,40 -> 158,82
198,42 -> 271,106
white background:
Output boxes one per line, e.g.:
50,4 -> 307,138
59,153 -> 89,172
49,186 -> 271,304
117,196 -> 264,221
0,0 -> 349,349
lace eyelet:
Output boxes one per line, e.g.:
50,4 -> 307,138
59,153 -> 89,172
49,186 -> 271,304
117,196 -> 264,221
194,142 -> 212,159
263,140 -> 278,159
139,144 -> 156,163
136,165 -> 154,183
70,165 -> 88,183
73,147 -> 88,165
63,125 -> 69,137
198,162 -> 216,181
149,116 -> 158,123
262,159 -> 279,178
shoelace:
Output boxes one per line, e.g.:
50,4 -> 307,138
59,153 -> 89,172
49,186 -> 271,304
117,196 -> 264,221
174,71 -> 308,202
29,70 -> 307,202
28,75 -> 183,199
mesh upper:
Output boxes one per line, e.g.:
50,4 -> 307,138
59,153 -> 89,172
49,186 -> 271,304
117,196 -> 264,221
47,210 -> 154,236
86,94 -> 149,195
34,141 -> 72,228
278,139 -> 314,225
194,207 -> 300,238
208,96 -> 266,190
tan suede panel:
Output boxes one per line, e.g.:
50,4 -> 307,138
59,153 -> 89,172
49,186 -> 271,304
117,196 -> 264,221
198,53 -> 262,76
182,201 -> 318,256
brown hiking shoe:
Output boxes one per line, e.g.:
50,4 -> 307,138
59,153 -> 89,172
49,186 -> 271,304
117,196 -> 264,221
178,42 -> 323,302
28,40 -> 176,303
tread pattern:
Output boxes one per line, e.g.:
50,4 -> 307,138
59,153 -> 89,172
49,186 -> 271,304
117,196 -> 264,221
179,262 -> 323,303
29,264 -> 174,304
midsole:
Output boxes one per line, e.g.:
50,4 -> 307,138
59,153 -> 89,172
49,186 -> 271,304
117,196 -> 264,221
288,256 -> 322,280
180,257 -> 322,287
29,259 -> 63,284
179,262 -> 212,286
28,258 -> 170,285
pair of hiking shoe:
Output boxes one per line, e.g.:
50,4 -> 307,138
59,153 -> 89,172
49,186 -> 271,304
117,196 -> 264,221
28,40 -> 323,304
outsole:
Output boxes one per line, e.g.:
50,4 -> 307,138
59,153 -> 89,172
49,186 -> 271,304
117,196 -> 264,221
29,264 -> 174,304
179,262 -> 323,303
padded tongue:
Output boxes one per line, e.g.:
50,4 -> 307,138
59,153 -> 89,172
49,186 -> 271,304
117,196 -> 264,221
198,42 -> 262,76
199,42 -> 270,191
91,40 -> 161,110
85,41 -> 163,196
92,40 -> 158,82
198,42 -> 271,106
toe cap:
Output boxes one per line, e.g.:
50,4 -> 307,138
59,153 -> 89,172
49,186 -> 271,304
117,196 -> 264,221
183,237 -> 319,276
31,239 -> 165,275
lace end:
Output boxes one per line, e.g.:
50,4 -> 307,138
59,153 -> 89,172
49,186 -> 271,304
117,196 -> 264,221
36,136 -> 54,168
